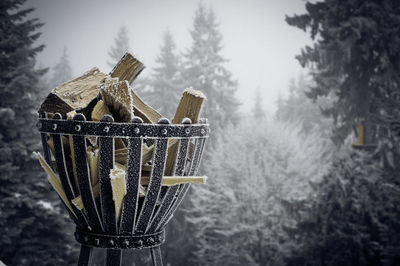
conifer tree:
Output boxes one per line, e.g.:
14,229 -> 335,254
182,4 -> 239,130
107,25 -> 130,68
145,29 -> 182,119
284,151 -> 400,266
0,1 -> 77,265
275,74 -> 332,136
286,0 -> 400,145
186,118 -> 333,265
49,47 -> 72,89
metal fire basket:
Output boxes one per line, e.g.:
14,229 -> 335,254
37,112 -> 209,266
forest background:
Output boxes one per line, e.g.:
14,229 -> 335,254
1,0 -> 400,265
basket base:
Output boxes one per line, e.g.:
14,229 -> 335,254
75,228 -> 165,249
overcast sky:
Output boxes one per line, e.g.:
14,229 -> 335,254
27,0 -> 311,114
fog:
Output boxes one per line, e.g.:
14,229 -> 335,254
27,0 -> 310,113
4,0 -> 400,265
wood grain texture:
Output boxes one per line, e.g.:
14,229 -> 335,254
38,68 -> 106,114
36,152 -> 77,218
110,52 -> 145,84
164,89 -> 205,175
100,80 -> 133,123
131,89 -> 163,123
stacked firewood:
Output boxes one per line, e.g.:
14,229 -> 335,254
36,53 -> 206,220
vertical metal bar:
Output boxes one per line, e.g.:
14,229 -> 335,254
120,117 -> 143,235
156,137 -> 206,231
77,245 -> 92,266
98,115 -> 117,234
73,113 -> 104,232
51,113 -> 76,200
98,115 -> 122,266
39,112 -> 52,166
150,247 -> 163,266
135,118 -> 170,234
51,113 -> 88,229
147,135 -> 190,233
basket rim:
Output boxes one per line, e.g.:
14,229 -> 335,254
37,117 -> 210,138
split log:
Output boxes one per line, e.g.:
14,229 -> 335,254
109,163 -> 127,220
109,52 -> 162,123
164,88 -> 205,175
38,68 -> 106,115
131,90 -> 162,124
91,99 -> 112,121
110,52 -> 145,85
140,175 -> 207,186
87,146 -> 99,186
36,152 -> 77,218
91,99 -> 126,149
100,80 -> 133,123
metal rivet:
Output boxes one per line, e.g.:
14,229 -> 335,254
52,124 -> 57,130
134,127 -> 140,134
149,237 -> 154,244
84,236 -> 88,243
109,240 -> 115,246
104,126 -> 110,133
94,238 -> 100,245
75,124 -> 81,131
185,128 -> 190,134
123,240 -> 129,247
161,128 -> 167,135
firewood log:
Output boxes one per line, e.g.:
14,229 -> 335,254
110,52 -> 145,85
164,88 -> 205,175
38,68 -> 106,115
36,152 -> 77,218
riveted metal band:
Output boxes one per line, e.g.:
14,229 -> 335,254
37,118 -> 210,138
74,229 -> 165,249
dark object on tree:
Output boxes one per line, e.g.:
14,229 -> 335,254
352,122 -> 378,151
37,113 -> 209,265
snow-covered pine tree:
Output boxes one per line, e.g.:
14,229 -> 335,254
286,0 -> 400,146
181,4 -> 239,131
0,1 -> 77,265
49,47 -> 72,89
275,74 -> 333,138
283,151 -> 400,266
107,25 -> 130,68
186,118 -> 332,265
143,29 -> 182,119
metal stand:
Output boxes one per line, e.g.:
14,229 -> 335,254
150,247 -> 163,266
78,245 -> 92,266
37,113 -> 209,266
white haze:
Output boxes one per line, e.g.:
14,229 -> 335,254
27,0 -> 311,114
